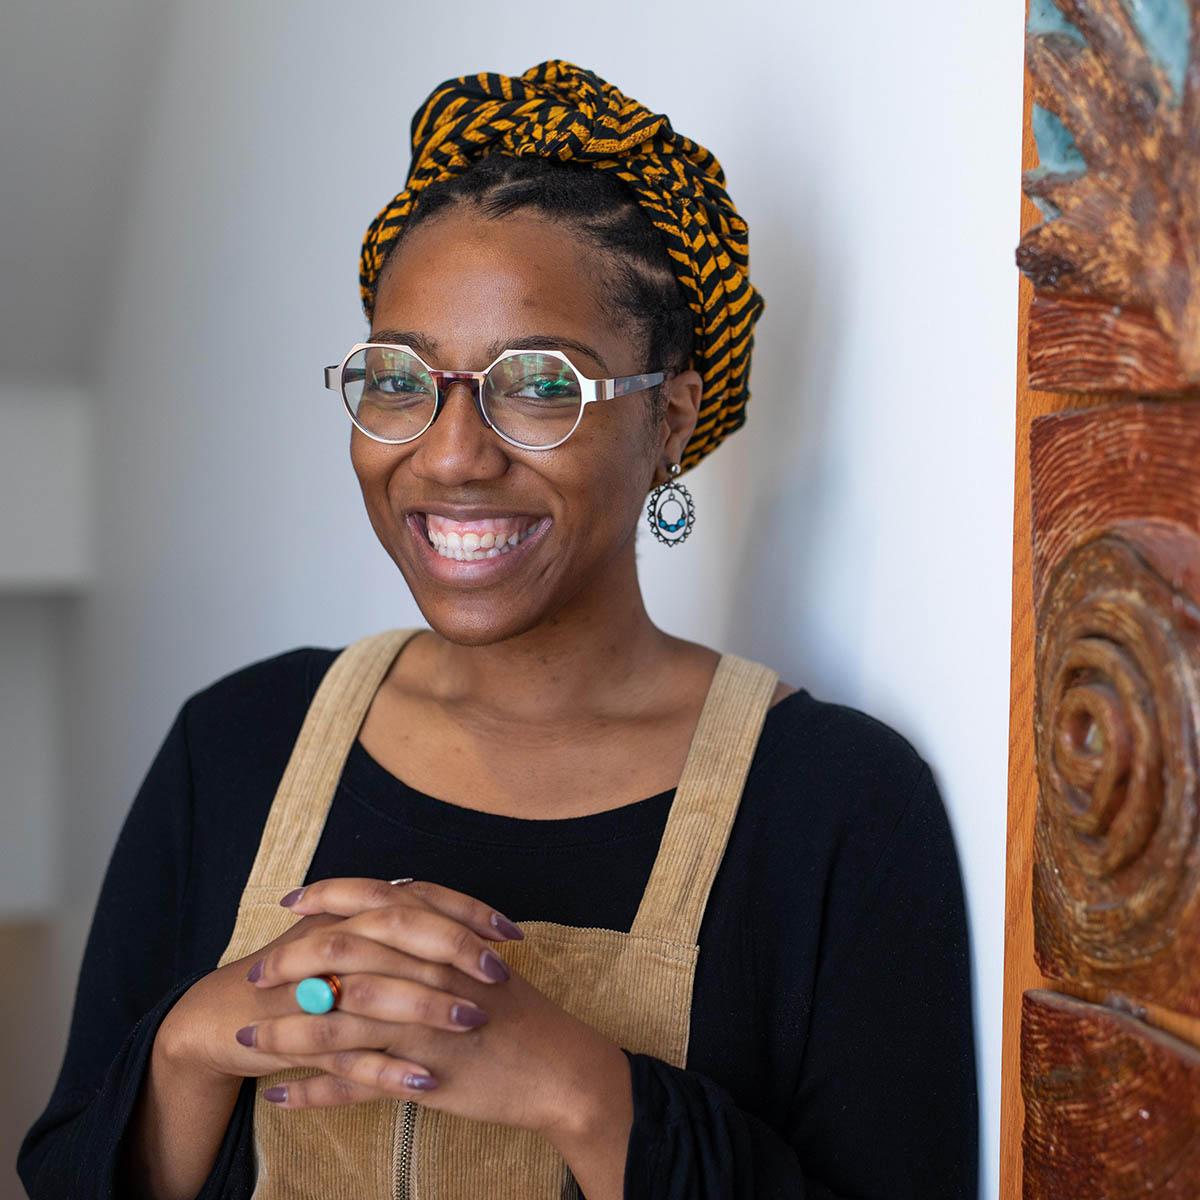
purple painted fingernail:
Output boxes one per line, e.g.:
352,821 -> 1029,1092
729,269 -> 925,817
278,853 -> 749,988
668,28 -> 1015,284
264,1085 -> 288,1103
450,1003 -> 489,1028
235,1025 -> 257,1047
405,1073 -> 438,1090
490,912 -> 525,940
479,948 -> 510,982
280,887 -> 305,907
245,959 -> 264,982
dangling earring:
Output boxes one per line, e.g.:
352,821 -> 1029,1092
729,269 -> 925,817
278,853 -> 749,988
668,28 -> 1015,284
646,462 -> 695,546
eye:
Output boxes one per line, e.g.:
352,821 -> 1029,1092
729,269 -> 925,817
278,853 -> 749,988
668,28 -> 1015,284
511,374 -> 580,403
368,370 -> 430,399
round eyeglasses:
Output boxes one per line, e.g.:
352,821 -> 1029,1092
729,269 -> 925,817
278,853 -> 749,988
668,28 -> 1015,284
323,343 -> 668,451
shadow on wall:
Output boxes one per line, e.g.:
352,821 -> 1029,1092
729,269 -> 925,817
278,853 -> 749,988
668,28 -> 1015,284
718,108 -> 852,696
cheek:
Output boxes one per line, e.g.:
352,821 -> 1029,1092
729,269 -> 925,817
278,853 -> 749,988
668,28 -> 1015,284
567,426 -> 652,527
348,426 -> 370,476
349,430 -> 398,494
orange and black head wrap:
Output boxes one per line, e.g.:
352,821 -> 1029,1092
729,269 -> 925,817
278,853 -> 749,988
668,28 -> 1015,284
358,59 -> 765,476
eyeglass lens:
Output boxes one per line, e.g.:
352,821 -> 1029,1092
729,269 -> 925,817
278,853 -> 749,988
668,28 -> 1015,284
341,347 -> 583,447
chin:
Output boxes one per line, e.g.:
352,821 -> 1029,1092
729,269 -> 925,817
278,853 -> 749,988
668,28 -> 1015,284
408,598 -> 549,648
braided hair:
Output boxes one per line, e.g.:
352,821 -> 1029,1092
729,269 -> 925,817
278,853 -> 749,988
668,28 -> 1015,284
374,153 -> 695,429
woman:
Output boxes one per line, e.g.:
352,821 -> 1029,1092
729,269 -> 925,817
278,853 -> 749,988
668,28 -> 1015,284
17,60 -> 978,1199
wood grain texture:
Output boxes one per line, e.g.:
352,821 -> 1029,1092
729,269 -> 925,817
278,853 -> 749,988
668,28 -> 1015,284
1017,0 -> 1200,390
1000,8 -> 1123,1193
1025,404 -> 1200,1020
1021,988 -> 1200,1198
1028,402 -> 1200,606
1049,977 -> 1200,1050
1027,294 -> 1189,393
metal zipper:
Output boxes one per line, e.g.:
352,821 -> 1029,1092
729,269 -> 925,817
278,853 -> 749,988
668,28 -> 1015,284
392,1097 -> 579,1199
393,1098 -> 416,1200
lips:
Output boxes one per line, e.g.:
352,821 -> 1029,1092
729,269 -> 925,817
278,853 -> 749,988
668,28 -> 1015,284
405,511 -> 553,580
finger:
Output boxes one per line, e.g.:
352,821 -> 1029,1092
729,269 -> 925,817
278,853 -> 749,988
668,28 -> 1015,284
262,1055 -> 438,1108
246,1010 -> 391,1058
342,902 -> 513,986
253,966 -> 489,1034
281,877 -> 524,942
249,932 -> 479,1005
274,912 -> 342,941
238,914 -> 341,986
259,900 -> 513,988
240,913 -> 341,978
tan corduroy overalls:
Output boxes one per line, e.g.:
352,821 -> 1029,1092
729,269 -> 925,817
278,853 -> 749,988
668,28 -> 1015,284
216,626 -> 778,1199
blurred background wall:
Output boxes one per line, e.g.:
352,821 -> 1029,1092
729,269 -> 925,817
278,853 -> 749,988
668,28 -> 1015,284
1,1 -> 1024,1195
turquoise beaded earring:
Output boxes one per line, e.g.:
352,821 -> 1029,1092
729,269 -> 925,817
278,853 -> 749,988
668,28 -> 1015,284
646,462 -> 695,546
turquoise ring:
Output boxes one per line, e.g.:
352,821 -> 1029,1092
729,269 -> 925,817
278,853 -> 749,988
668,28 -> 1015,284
296,973 -> 342,1014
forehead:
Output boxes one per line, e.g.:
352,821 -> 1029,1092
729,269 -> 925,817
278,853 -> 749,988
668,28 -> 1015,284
371,209 -> 624,360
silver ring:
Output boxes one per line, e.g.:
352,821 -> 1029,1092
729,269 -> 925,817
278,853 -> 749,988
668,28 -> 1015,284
389,877 -> 415,886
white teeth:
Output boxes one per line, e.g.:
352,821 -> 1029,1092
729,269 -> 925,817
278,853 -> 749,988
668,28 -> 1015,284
423,516 -> 541,561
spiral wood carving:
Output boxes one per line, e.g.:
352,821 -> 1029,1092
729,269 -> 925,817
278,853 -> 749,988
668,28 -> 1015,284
1021,989 -> 1200,1198
1032,522 -> 1200,1011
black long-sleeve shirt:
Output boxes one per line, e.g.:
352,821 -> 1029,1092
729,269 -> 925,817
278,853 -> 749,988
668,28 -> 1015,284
17,642 -> 979,1199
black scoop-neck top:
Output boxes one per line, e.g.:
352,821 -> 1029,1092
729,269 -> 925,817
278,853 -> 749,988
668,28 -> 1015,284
18,645 -> 979,1200
342,734 -> 681,846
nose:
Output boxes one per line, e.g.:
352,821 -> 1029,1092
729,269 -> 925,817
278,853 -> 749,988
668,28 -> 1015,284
408,377 -> 507,484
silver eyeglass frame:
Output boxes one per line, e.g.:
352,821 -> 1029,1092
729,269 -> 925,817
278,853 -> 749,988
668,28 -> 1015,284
323,342 -> 668,451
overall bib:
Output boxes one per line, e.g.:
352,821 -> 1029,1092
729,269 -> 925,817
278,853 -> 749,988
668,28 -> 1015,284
215,626 -> 778,1199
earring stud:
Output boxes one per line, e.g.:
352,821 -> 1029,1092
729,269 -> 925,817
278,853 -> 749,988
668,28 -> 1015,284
646,462 -> 695,546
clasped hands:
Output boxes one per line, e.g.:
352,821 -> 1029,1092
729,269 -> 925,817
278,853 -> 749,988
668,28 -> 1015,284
227,876 -> 630,1147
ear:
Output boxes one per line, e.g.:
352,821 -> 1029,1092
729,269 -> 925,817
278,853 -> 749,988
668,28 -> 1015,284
652,367 -> 703,485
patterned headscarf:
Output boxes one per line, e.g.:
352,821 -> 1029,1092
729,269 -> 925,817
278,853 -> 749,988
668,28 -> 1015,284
357,60 -> 765,476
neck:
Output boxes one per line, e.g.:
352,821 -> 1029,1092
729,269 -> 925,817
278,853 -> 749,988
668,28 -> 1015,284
412,544 -> 677,729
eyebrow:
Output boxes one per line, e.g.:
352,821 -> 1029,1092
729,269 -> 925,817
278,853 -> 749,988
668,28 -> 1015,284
368,328 -> 612,375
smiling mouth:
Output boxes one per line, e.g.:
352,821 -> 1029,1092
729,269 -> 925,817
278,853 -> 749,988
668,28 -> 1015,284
415,512 -> 547,562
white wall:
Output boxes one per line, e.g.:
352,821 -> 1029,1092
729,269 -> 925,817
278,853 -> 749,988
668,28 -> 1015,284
33,2 -> 1024,1196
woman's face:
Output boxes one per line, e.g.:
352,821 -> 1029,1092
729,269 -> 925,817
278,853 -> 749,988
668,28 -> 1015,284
350,206 -> 694,646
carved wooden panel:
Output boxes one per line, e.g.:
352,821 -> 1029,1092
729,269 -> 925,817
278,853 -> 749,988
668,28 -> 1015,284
1017,0 -> 1199,393
1030,401 -> 1200,1011
1021,989 -> 1200,1198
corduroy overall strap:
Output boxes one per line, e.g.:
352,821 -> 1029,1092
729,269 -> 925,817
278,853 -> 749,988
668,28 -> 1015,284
240,626 -> 424,892
629,652 -> 779,944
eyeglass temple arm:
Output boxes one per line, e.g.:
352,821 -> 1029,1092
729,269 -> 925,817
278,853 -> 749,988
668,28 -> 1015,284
606,371 -> 667,400
325,364 -> 366,390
